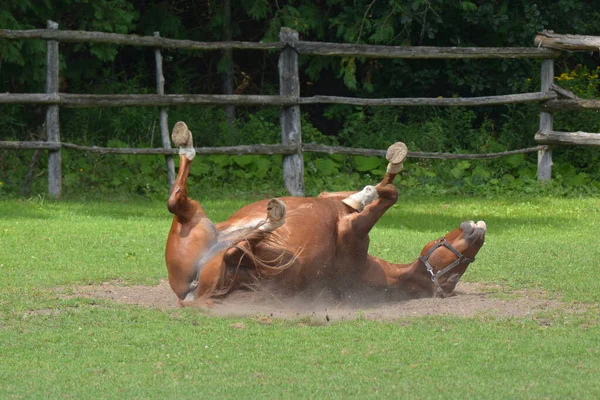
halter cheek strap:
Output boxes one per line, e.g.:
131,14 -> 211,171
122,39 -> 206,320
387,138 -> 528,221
418,238 -> 475,284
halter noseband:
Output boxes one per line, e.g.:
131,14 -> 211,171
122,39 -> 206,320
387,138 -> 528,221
418,237 -> 475,285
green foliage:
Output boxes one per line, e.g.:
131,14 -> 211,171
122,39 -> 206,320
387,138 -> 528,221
335,106 -> 497,153
312,157 -> 338,176
353,156 -> 384,172
0,0 -> 138,92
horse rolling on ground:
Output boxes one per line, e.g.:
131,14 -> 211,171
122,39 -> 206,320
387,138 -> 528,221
165,122 -> 487,307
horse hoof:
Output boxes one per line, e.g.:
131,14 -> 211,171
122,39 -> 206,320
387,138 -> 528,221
386,142 -> 408,164
342,185 -> 379,212
267,198 -> 286,221
342,197 -> 363,212
172,121 -> 194,148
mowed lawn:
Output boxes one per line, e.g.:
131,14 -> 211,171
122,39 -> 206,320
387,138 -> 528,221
1,194 -> 599,399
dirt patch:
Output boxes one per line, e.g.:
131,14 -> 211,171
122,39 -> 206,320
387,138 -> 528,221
66,280 -> 575,321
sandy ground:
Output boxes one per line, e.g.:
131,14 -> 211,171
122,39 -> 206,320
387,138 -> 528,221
65,279 -> 576,322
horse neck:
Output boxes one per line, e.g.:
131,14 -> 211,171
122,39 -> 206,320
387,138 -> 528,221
366,255 -> 434,294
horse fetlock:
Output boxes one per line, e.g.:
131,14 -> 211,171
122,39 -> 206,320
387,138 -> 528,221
386,162 -> 404,174
179,146 -> 196,160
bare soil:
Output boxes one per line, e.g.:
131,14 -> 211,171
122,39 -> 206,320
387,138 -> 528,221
66,280 -> 576,322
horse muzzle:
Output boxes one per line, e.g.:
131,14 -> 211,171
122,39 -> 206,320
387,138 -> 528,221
460,220 -> 486,247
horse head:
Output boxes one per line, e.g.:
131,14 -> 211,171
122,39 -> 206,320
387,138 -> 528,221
418,220 -> 486,297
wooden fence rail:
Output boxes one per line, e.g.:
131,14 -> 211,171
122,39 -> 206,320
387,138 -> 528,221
1,24 -> 597,197
0,91 -> 558,107
534,31 -> 600,161
0,28 -> 560,58
0,141 -> 549,159
0,29 -> 282,51
542,99 -> 600,112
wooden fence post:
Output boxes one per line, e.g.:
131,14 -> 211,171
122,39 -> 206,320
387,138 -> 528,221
154,32 -> 175,189
538,59 -> 554,181
46,20 -> 61,198
279,28 -> 304,196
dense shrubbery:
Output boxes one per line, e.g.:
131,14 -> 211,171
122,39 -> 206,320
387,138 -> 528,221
2,65 -> 600,199
1,1 -> 599,198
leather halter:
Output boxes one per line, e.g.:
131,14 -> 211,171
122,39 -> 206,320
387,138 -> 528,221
418,238 -> 475,284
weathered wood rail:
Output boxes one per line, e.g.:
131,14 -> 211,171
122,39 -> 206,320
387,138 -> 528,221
0,24 -> 597,197
0,28 -> 560,58
0,140 -> 548,159
0,92 -> 558,107
533,30 -> 600,151
534,31 -> 600,52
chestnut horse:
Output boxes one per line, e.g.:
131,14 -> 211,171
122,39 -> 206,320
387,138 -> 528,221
165,122 -> 486,306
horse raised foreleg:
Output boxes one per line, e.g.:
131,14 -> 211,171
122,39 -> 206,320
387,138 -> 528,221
339,142 -> 407,236
167,121 -> 206,222
166,122 -> 219,304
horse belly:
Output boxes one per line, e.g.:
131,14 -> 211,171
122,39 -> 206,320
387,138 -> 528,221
245,197 -> 345,290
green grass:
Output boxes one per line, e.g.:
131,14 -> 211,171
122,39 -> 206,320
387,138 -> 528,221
1,194 -> 600,399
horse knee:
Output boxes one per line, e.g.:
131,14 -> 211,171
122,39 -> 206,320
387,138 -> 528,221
167,192 -> 188,217
167,191 -> 180,214
167,191 -> 203,221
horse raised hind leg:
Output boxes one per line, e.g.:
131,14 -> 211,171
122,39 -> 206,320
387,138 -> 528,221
164,122 -> 287,306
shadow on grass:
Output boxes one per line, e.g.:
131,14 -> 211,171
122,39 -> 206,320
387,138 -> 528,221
0,198 -> 249,222
0,196 -> 582,236
62,200 -> 248,221
0,199 -> 163,221
374,209 -> 574,234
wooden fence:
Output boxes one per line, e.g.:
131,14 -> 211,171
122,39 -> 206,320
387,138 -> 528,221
1,23 -> 599,197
